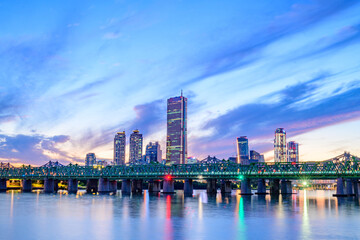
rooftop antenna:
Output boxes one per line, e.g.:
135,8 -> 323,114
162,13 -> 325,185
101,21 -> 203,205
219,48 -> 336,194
181,89 -> 183,97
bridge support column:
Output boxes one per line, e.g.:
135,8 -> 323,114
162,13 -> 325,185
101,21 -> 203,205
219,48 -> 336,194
353,180 -> 360,197
98,178 -> 110,194
256,179 -> 267,195
281,180 -> 293,195
109,180 -> 117,194
333,178 -> 346,197
207,179 -> 217,194
346,179 -> 354,196
44,178 -> 55,193
148,180 -> 161,193
131,179 -> 143,194
121,179 -> 132,194
163,179 -> 175,194
86,179 -> 98,194
54,180 -> 59,193
22,179 -> 32,192
270,179 -> 280,195
240,178 -> 253,195
220,180 -> 231,194
184,179 -> 193,195
67,179 -> 78,194
0,179 -> 7,192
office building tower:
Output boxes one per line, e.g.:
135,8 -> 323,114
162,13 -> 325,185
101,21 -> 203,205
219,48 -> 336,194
228,157 -> 237,163
259,154 -> 265,163
114,131 -> 126,165
237,136 -> 249,164
145,141 -> 162,163
166,93 -> 187,164
129,130 -> 143,163
274,128 -> 287,162
85,153 -> 96,166
287,141 -> 299,162
249,150 -> 261,164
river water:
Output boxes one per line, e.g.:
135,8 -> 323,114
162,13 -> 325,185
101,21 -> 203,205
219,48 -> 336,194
0,189 -> 359,240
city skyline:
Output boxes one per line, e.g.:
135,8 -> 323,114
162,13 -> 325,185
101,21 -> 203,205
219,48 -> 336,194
0,1 -> 360,166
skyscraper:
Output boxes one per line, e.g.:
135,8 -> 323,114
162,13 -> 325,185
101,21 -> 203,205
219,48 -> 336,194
166,94 -> 187,164
274,128 -> 286,162
237,136 -> 249,164
85,153 -> 96,166
129,129 -> 143,163
114,131 -> 126,165
145,141 -> 162,163
287,141 -> 299,162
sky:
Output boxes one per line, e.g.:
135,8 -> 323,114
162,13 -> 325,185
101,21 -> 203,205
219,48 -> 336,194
0,0 -> 360,166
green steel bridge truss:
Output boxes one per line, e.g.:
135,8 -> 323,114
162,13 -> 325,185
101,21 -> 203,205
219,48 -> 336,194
0,153 -> 359,180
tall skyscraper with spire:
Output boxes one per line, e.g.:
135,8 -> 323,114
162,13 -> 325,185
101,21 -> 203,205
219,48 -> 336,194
114,131 -> 126,165
274,128 -> 286,162
129,129 -> 143,163
166,92 -> 187,164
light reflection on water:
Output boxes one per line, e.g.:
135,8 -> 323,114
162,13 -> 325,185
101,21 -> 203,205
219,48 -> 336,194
0,189 -> 360,240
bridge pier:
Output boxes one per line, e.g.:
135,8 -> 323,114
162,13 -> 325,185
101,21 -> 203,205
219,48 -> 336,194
109,180 -> 117,194
163,179 -> 175,194
256,179 -> 267,195
132,179 -> 143,194
353,180 -> 360,197
148,180 -> 161,193
67,179 -> 78,194
207,179 -> 217,194
220,180 -> 232,194
86,179 -> 98,194
44,178 -> 55,193
0,179 -> 7,192
281,180 -> 293,195
333,177 -> 347,197
98,178 -> 110,194
184,179 -> 193,195
270,179 -> 280,195
22,179 -> 32,192
346,179 -> 354,196
240,178 -> 253,195
121,179 -> 132,194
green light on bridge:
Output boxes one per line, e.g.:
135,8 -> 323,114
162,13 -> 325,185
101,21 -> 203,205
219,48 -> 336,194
238,175 -> 244,180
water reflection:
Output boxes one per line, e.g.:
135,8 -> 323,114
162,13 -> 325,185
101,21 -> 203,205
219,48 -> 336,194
1,190 -> 360,239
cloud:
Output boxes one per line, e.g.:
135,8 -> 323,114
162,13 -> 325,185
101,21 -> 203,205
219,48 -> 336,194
290,23 -> 360,60
103,32 -> 122,39
0,134 -> 73,165
192,75 -> 360,157
186,0 -> 359,83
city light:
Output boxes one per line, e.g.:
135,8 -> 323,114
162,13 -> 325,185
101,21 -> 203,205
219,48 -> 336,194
303,181 -> 307,186
238,175 -> 244,180
164,175 -> 172,181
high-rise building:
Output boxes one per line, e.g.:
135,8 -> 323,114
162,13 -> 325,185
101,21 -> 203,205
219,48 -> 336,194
249,150 -> 261,164
85,153 -> 96,166
237,136 -> 249,164
287,141 -> 299,162
145,141 -> 162,163
186,156 -> 198,164
274,128 -> 287,162
129,130 -> 143,163
114,131 -> 126,165
166,94 -> 187,164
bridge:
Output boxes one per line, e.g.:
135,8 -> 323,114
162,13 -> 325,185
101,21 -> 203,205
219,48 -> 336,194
0,152 -> 359,196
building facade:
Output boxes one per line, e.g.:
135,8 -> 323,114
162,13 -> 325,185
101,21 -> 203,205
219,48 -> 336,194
274,128 -> 287,162
186,157 -> 198,164
114,131 -> 126,165
249,150 -> 261,164
129,130 -> 143,163
166,94 -> 187,164
85,153 -> 96,166
145,142 -> 162,163
237,136 -> 249,164
287,141 -> 299,162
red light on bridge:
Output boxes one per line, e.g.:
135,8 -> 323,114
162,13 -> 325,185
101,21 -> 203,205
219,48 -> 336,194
165,175 -> 172,181
291,162 -> 296,165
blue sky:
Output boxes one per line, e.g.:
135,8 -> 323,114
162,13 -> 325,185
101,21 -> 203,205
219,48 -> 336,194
0,0 -> 360,165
